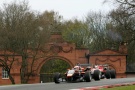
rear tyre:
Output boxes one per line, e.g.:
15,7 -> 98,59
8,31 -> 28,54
110,69 -> 116,79
105,70 -> 111,79
54,72 -> 61,84
84,71 -> 92,82
93,70 -> 101,81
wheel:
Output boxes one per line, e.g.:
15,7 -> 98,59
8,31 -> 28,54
84,71 -> 92,82
110,69 -> 116,79
93,70 -> 101,81
105,70 -> 111,79
53,72 -> 61,84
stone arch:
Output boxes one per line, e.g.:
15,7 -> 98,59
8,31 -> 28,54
37,56 -> 74,74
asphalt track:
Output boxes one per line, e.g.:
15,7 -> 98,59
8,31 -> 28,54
0,78 -> 135,90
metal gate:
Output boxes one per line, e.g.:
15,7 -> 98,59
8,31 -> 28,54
40,73 -> 54,83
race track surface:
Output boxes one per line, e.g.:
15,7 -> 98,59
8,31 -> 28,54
0,78 -> 135,90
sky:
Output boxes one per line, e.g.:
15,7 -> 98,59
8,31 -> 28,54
0,0 -> 115,20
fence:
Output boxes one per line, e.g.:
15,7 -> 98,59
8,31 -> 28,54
40,73 -> 54,83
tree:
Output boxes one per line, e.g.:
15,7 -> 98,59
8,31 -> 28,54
62,19 -> 89,48
0,0 -> 67,83
108,8 -> 135,63
84,11 -> 117,52
0,1 -> 51,84
104,0 -> 135,16
0,53 -> 20,84
103,0 -> 135,71
39,10 -> 63,33
62,11 -> 118,52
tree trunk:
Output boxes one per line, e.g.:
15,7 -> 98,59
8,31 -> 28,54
20,56 -> 28,84
7,70 -> 15,84
9,74 -> 15,84
20,65 -> 28,83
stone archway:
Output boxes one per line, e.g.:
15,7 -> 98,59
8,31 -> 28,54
30,33 -> 89,83
37,56 -> 74,74
38,56 -> 73,83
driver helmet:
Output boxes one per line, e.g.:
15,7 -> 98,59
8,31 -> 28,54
86,66 -> 91,70
74,66 -> 80,70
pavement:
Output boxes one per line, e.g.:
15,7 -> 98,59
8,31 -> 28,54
70,82 -> 135,90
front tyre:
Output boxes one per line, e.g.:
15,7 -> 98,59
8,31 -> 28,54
84,71 -> 92,82
54,72 -> 61,84
93,70 -> 101,81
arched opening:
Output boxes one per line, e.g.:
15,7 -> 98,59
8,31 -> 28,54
40,58 -> 71,83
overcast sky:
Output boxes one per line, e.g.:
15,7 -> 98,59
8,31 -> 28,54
0,0 -> 115,20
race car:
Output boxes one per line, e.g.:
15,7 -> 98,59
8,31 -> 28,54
91,64 -> 116,79
53,64 -> 116,84
53,64 -> 101,83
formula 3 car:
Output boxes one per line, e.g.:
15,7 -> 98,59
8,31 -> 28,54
53,64 -> 101,83
91,64 -> 116,79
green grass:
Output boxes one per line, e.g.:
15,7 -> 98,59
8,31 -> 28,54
101,85 -> 135,90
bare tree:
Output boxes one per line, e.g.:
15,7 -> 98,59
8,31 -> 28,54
84,12 -> 116,52
104,0 -> 135,16
0,0 -> 66,83
0,52 -> 20,84
0,1 -> 52,84
108,8 -> 135,63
